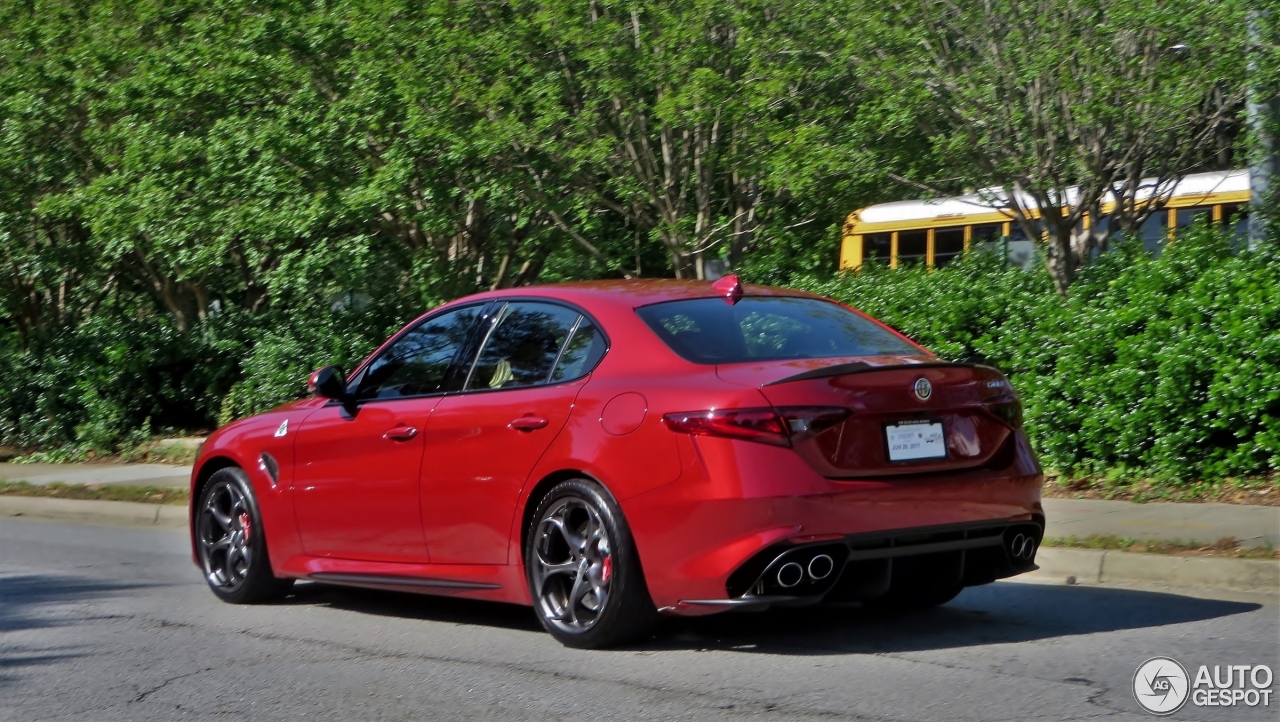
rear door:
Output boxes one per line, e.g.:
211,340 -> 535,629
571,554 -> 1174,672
420,301 -> 607,565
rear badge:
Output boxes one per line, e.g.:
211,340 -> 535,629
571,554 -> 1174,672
913,378 -> 932,401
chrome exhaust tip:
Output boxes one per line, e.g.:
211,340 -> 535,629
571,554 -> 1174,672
807,554 -> 834,581
776,562 -> 804,588
1009,533 -> 1036,560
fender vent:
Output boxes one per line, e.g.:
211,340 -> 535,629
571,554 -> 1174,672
259,452 -> 279,486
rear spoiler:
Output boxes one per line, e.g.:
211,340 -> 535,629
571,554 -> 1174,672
763,361 -> 982,387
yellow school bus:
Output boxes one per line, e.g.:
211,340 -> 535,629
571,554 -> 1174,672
839,169 -> 1250,270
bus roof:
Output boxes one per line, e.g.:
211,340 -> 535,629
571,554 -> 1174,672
856,169 -> 1248,226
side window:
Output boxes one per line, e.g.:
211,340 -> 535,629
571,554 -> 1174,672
550,319 -> 606,382
357,305 -> 483,400
466,302 -> 581,390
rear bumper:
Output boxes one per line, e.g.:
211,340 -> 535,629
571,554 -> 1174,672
672,517 -> 1043,613
622,434 -> 1043,613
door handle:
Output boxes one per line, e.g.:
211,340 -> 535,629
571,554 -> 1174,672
383,425 -> 419,441
509,416 -> 550,432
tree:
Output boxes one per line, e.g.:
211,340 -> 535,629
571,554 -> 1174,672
473,0 -> 873,279
862,0 -> 1249,294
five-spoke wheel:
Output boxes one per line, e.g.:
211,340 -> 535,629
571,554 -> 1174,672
525,479 -> 655,648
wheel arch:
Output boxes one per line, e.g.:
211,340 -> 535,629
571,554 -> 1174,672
518,468 -> 618,564
189,455 -> 241,545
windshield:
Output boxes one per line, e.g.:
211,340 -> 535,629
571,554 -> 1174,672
636,296 -> 920,364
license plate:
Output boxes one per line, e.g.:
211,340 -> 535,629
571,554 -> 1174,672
885,420 -> 946,462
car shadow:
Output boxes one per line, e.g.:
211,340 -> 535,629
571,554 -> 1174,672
286,582 -> 543,633
636,582 -> 1267,655
283,579 -> 1266,654
0,573 -> 157,691
0,573 -> 155,634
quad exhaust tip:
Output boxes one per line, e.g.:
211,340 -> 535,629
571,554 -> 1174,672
776,562 -> 805,588
1009,533 -> 1037,561
807,554 -> 834,581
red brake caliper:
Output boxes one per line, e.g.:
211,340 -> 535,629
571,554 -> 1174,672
600,555 -> 612,584
238,513 -> 252,542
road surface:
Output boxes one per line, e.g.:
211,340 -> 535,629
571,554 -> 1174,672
1,517 -> 1275,721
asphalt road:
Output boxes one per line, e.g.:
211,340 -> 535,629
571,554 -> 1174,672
2,518 -> 1276,722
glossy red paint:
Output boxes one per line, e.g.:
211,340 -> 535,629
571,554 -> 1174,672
190,279 -> 1044,620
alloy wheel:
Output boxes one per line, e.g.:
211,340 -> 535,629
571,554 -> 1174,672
197,479 -> 255,592
531,495 -> 614,634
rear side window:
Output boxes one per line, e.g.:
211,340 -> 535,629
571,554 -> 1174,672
550,318 -> 606,383
467,302 -> 589,390
636,297 -> 918,364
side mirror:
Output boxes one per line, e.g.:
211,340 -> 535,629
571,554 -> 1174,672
308,365 -> 349,402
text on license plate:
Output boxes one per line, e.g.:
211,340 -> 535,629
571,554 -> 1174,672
885,421 -> 946,462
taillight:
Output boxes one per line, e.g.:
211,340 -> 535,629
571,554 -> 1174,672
985,396 -> 1023,428
662,407 -> 851,447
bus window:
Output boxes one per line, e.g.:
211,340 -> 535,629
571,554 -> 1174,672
1220,203 -> 1248,244
934,227 -> 965,267
971,223 -> 1002,253
1139,212 -> 1168,254
1005,220 -> 1040,270
898,230 -> 927,266
864,233 -> 891,265
1175,206 -> 1212,235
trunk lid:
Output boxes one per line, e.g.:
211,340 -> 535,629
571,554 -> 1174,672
716,357 -> 1017,477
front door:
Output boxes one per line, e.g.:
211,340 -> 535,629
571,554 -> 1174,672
291,303 -> 488,563
421,301 -> 607,565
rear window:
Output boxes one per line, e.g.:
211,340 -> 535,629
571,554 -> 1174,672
636,297 -> 919,364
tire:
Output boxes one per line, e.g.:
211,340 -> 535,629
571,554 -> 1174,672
862,582 -> 963,613
525,479 -> 657,648
195,467 -> 294,604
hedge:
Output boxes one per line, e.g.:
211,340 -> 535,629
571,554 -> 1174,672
2,224 -> 1276,483
803,225 -> 1280,481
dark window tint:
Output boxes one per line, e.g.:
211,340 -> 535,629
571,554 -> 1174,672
467,302 -> 581,390
550,319 -> 606,383
637,297 -> 919,364
1175,206 -> 1212,233
863,233 -> 891,264
934,227 -> 965,267
897,230 -> 927,266
1006,219 -> 1041,243
971,224 -> 1002,243
1139,212 -> 1168,253
358,305 -> 483,400
1220,203 -> 1248,243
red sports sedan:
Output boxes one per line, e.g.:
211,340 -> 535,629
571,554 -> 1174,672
189,276 -> 1044,648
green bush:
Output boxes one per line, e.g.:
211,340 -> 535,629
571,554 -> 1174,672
0,311 -> 244,451
802,225 -> 1280,481
1,223 -> 1275,485
217,306 -> 402,425
0,301 -> 403,452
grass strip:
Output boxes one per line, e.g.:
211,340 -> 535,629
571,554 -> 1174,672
0,480 -> 188,505
1042,534 -> 1278,560
1042,474 -> 1279,506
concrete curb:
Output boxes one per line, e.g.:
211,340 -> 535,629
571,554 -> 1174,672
0,495 -> 187,529
1029,547 -> 1280,596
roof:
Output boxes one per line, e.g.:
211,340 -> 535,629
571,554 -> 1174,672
469,278 -> 826,309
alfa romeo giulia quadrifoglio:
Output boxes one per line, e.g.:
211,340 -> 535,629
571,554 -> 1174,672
189,276 -> 1044,648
